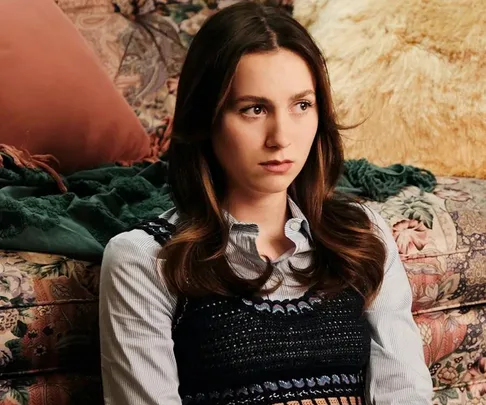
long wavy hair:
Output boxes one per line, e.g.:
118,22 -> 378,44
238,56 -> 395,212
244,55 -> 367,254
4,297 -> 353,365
164,2 -> 386,306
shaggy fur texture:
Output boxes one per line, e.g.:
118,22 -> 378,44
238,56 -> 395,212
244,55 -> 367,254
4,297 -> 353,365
294,0 -> 486,178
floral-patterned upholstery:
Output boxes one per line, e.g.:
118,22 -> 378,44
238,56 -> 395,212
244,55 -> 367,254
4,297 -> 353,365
366,177 -> 486,404
55,0 -> 186,138
55,0 -> 293,139
1,0 -> 485,404
0,253 -> 102,405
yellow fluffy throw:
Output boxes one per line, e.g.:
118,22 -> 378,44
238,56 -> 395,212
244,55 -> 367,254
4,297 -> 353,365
294,0 -> 486,178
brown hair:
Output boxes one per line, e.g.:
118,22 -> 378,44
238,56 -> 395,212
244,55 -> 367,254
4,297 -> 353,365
164,2 -> 386,306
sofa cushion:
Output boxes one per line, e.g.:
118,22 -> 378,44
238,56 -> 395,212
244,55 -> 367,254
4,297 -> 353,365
415,306 -> 486,401
55,0 -> 186,138
363,176 -> 486,400
0,251 -> 99,382
0,0 -> 152,173
365,177 -> 486,313
0,374 -> 102,405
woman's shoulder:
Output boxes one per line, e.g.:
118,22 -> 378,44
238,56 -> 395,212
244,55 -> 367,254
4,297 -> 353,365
104,207 -> 180,264
100,208 -> 179,311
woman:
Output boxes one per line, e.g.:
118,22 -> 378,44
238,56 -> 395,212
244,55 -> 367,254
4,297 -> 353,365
99,2 -> 432,405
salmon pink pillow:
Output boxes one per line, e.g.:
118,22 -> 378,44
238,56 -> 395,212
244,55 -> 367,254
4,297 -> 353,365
0,0 -> 153,173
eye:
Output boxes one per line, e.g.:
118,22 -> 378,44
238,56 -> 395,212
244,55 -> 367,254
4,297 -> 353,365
241,105 -> 266,117
300,101 -> 310,110
292,101 -> 313,113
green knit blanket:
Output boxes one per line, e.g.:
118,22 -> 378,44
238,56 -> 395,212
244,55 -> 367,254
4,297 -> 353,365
0,155 -> 436,261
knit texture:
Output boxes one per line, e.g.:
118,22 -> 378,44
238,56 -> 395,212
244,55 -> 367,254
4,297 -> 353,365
174,291 -> 370,405
341,159 -> 437,202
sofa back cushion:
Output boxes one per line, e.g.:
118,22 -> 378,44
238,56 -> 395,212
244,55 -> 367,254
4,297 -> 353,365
0,0 -> 152,173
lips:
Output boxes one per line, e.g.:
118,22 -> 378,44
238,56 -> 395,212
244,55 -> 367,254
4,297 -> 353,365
259,160 -> 294,174
260,160 -> 293,165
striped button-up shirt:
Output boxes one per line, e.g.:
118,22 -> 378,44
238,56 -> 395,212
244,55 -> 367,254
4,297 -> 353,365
99,199 -> 433,405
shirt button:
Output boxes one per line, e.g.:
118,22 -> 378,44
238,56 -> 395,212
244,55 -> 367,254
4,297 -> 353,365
290,221 -> 301,231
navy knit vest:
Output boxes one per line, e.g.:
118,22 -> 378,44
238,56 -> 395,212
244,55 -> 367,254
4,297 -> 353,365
134,218 -> 371,405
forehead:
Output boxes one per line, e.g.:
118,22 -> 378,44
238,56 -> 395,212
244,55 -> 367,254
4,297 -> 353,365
230,49 -> 315,98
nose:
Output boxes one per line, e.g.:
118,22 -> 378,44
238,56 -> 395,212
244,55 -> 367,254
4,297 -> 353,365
264,111 -> 291,149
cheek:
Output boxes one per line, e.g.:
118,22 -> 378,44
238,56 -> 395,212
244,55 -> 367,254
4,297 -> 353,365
215,116 -> 259,158
212,118 -> 251,174
298,113 -> 319,149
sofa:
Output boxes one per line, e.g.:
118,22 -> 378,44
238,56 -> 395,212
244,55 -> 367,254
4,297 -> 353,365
0,1 -> 485,404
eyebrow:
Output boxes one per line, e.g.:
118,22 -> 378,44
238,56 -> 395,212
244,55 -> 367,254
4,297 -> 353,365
233,89 -> 316,104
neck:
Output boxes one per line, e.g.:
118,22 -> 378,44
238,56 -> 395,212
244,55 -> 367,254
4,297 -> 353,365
224,189 -> 289,239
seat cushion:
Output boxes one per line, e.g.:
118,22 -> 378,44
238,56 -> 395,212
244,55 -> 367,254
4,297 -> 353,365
415,306 -> 486,398
0,373 -> 102,405
0,251 -> 100,384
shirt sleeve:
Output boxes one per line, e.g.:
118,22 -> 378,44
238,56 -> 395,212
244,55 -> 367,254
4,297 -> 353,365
99,231 -> 182,405
364,208 -> 433,405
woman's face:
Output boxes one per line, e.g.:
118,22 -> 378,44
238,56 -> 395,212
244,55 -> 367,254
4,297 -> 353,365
212,49 -> 319,199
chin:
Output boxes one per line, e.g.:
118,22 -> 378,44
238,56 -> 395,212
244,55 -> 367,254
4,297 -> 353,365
252,177 -> 294,195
